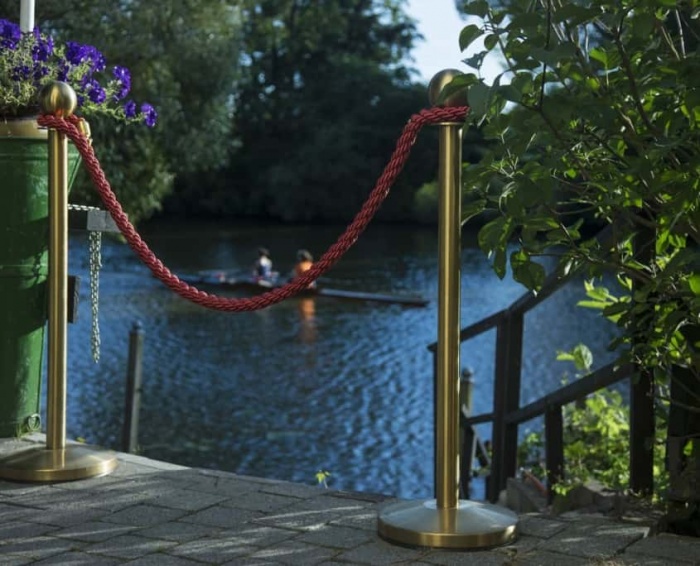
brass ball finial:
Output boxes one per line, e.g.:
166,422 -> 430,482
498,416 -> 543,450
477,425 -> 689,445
428,69 -> 468,107
38,81 -> 77,117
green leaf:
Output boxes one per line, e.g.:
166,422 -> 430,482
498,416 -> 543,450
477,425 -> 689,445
511,250 -> 546,291
462,198 -> 487,226
467,81 -> 492,123
690,274 -> 700,296
463,0 -> 489,17
484,33 -> 499,51
459,25 -> 484,52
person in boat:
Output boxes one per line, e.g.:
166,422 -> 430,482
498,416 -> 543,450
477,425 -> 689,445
253,247 -> 275,284
293,249 -> 316,288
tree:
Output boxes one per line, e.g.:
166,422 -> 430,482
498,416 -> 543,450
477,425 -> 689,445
450,0 -> 699,505
2,0 -> 244,222
190,0 -> 438,222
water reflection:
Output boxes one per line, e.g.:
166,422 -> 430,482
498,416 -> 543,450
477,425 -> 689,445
61,221 -> 620,499
297,297 -> 317,344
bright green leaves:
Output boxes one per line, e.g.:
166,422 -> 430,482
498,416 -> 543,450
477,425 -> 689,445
478,216 -> 514,278
690,274 -> 700,296
556,343 -> 594,372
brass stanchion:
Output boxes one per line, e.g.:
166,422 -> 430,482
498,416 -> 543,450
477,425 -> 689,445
0,82 -> 117,481
377,70 -> 518,549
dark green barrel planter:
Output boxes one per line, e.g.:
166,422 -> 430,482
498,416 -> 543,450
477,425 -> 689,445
0,118 -> 80,437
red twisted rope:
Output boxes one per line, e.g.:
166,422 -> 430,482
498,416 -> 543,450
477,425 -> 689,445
38,106 -> 468,311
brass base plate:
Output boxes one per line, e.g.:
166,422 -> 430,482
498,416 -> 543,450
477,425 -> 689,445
378,499 -> 518,549
0,444 -> 118,482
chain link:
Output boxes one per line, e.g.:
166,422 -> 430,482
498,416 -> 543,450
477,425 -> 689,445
69,204 -> 103,363
88,230 -> 102,363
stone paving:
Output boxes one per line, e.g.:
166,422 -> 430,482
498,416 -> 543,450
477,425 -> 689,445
0,436 -> 698,565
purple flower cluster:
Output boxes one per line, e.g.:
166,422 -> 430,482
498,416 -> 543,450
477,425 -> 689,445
0,19 -> 156,127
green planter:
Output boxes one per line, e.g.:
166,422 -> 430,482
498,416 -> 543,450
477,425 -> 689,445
0,118 -> 81,437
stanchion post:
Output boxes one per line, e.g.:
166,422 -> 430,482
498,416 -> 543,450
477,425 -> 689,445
122,321 -> 144,453
377,70 -> 518,549
46,95 -> 69,451
0,82 -> 117,482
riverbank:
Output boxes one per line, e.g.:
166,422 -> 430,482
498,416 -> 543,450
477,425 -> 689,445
1,435 -> 698,564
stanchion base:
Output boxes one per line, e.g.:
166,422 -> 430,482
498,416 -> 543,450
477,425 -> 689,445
0,444 -> 117,482
378,499 -> 518,549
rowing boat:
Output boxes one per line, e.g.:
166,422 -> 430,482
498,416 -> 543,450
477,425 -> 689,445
178,272 -> 429,307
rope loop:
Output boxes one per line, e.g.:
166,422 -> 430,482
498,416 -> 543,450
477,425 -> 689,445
37,106 -> 468,312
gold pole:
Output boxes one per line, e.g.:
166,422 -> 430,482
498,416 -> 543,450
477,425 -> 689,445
0,82 -> 117,482
47,119 -> 68,450
377,70 -> 518,549
435,119 -> 462,509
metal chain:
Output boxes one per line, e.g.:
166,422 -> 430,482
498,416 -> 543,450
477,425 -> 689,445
88,229 -> 102,363
68,204 -> 102,363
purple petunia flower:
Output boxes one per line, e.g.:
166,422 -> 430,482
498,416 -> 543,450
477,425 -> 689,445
11,64 -> 31,81
65,41 -> 106,72
123,100 -> 137,118
140,103 -> 157,127
112,65 -> 131,100
1,23 -> 156,128
56,59 -> 69,81
31,28 -> 53,62
0,19 -> 21,49
85,79 -> 106,104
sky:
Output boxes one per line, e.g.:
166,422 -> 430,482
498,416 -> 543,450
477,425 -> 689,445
405,0 -> 503,83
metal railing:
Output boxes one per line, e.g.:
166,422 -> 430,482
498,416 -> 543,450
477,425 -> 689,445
428,245 -> 655,503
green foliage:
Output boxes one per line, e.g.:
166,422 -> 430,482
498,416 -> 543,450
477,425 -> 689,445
519,346 -> 668,497
453,0 -> 699,394
6,0 -> 244,223
315,469 -> 331,488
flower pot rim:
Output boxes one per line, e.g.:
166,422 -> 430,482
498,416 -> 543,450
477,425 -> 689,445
0,117 -> 47,140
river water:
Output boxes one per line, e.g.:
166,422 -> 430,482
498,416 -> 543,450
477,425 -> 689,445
60,220 -> 619,499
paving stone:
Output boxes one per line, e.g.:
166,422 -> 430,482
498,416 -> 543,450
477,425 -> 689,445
217,524 -> 299,547
138,520 -> 223,542
31,550 -> 122,565
176,472 -> 259,498
1,535 -> 85,561
24,505 -> 112,526
422,548 -> 511,565
625,533 -> 700,564
219,490 -> 301,513
328,506 -> 379,531
259,482 -> 328,499
84,533 -> 177,559
179,505 -> 263,528
516,514 -> 569,538
294,524 -> 375,549
545,520 -> 649,560
147,487 -> 230,511
51,520 -> 137,542
0,556 -> 34,566
101,503 -> 189,526
0,519 -> 58,542
167,535 -> 258,563
252,504 -> 350,532
248,539 -> 341,564
499,549 -> 590,565
126,554 -> 207,565
336,539 -> 431,564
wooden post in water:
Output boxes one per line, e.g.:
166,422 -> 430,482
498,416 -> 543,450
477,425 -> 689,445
122,321 -> 144,454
